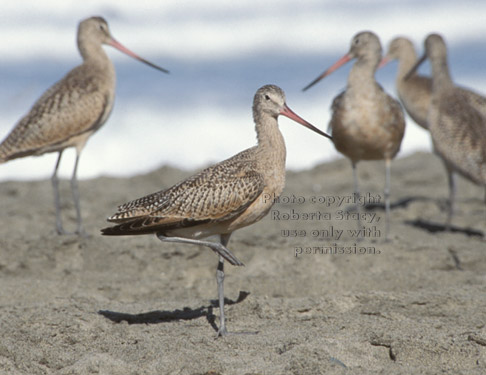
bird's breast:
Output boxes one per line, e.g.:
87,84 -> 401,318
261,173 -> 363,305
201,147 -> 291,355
331,92 -> 404,161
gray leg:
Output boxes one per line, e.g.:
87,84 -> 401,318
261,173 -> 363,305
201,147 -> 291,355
351,161 -> 362,237
384,158 -> 391,241
71,152 -> 85,235
445,169 -> 456,231
216,255 -> 227,336
156,232 -> 241,336
51,151 -> 65,235
216,233 -> 232,337
156,234 -> 243,266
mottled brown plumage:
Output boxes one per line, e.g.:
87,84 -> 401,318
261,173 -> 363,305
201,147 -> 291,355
105,147 -> 265,234
303,31 -> 406,240
102,85 -> 332,336
0,16 -> 168,235
383,36 -> 486,129
407,34 -> 486,231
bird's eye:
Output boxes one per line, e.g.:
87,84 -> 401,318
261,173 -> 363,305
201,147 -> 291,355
354,38 -> 359,45
264,94 -> 270,100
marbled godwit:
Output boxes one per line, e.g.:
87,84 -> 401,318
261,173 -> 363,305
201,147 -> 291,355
303,31 -> 406,240
383,36 -> 486,126
381,37 -> 431,129
101,85 -> 332,336
406,34 -> 486,232
0,16 -> 168,235
382,36 -> 486,219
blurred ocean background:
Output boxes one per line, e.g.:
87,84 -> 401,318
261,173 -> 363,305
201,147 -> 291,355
1,0 -> 485,180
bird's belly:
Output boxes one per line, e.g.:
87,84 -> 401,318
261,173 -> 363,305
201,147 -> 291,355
332,108 -> 400,162
225,194 -> 274,232
165,222 -> 235,240
401,96 -> 429,129
44,131 -> 94,155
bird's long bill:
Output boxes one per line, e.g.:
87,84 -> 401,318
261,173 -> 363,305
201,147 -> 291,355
302,53 -> 352,91
281,104 -> 332,140
378,56 -> 390,69
109,38 -> 169,74
404,54 -> 427,81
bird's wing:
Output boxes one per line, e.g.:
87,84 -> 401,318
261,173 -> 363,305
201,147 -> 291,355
0,65 -> 111,161
104,148 -> 265,233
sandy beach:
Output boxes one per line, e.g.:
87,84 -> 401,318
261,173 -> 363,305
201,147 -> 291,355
1,151 -> 485,374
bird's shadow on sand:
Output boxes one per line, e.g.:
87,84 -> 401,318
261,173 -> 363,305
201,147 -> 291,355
356,196 -> 483,238
344,196 -> 425,214
98,291 -> 250,333
363,196 -> 426,211
405,219 -> 484,238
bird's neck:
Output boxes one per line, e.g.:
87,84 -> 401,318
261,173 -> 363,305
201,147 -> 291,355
78,40 -> 112,68
254,113 -> 287,197
254,113 -> 287,174
396,50 -> 419,81
430,57 -> 454,92
348,58 -> 378,91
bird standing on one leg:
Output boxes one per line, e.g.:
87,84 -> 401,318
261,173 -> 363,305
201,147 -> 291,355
102,85 -> 333,336
0,16 -> 169,235
303,31 -> 405,241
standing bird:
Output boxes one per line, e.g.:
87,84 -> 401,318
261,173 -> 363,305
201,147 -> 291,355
382,36 -> 486,126
382,36 -> 486,220
303,31 -> 406,240
101,85 -> 332,336
0,16 -> 169,235
406,34 -> 486,232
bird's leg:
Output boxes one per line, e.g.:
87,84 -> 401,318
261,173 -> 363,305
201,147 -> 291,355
384,158 -> 391,241
216,255 -> 227,336
215,233 -> 232,337
215,234 -> 258,337
51,151 -> 66,235
351,161 -> 363,240
156,233 -> 245,336
445,168 -> 456,231
71,152 -> 85,236
156,234 -> 244,267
